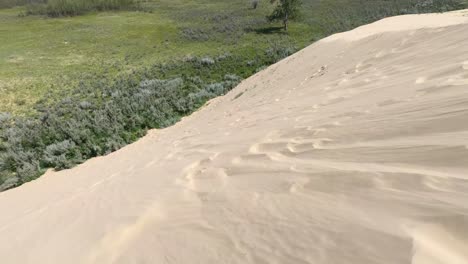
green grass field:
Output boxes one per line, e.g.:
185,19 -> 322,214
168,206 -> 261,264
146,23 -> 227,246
0,0 -> 317,114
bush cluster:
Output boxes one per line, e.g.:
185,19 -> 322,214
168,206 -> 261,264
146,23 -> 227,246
25,0 -> 136,17
312,0 -> 466,35
180,13 -> 267,43
0,73 -> 240,191
0,0 -> 42,8
0,43 -> 297,191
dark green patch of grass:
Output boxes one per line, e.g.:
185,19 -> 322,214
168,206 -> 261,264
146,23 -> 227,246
24,0 -> 137,17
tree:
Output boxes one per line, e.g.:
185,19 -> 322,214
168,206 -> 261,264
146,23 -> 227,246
251,0 -> 259,9
267,0 -> 302,31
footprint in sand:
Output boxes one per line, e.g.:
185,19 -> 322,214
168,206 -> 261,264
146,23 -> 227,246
288,177 -> 310,193
177,153 -> 228,194
320,96 -> 347,107
345,62 -> 373,75
310,65 -> 327,78
331,110 -> 369,119
249,142 -> 288,154
376,99 -> 403,107
463,61 -> 468,70
415,77 -> 426,84
355,62 -> 373,72
337,78 -> 349,86
374,51 -> 387,58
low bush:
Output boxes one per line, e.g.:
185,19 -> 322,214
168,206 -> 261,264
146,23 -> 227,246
0,41 -> 298,191
0,0 -> 44,8
251,0 -> 259,10
181,28 -> 211,41
179,14 -> 267,43
311,0 -> 466,35
265,42 -> 297,62
25,0 -> 136,17
0,74 -> 240,190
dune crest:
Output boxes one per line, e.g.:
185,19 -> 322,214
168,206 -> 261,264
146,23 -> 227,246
1,10 -> 468,264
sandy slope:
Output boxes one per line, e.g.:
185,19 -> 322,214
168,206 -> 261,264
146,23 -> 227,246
1,10 -> 468,264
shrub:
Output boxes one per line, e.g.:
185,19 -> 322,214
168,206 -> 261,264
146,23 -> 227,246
199,57 -> 215,66
251,0 -> 259,9
0,175 -> 19,192
265,42 -> 297,62
25,0 -> 136,17
43,140 -> 81,169
180,27 -> 211,41
0,0 -> 45,8
179,13 -> 267,44
268,0 -> 302,31
216,52 -> 232,61
0,53 -> 254,190
313,0 -> 466,35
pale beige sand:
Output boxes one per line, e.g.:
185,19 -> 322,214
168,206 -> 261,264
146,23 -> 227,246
1,10 -> 468,264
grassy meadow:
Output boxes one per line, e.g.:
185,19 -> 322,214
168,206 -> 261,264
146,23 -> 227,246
0,0 -> 314,114
0,0 -> 466,190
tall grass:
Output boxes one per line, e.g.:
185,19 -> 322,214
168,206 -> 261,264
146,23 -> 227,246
26,0 -> 136,17
307,0 -> 467,35
0,0 -> 44,8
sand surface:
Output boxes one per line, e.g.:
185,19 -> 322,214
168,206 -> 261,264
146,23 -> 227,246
1,10 -> 468,264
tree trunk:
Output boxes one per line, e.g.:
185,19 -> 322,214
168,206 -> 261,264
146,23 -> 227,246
284,12 -> 288,31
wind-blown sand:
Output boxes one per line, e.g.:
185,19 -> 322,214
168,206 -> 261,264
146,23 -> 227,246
1,10 -> 468,264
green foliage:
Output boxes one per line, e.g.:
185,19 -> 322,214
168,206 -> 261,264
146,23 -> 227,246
251,0 -> 259,9
0,43 -> 298,191
43,140 -> 81,169
268,0 -> 302,30
25,0 -> 136,17
309,0 -> 467,35
0,0 -> 44,9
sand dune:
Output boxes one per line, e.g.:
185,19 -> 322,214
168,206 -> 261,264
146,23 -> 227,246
1,10 -> 468,264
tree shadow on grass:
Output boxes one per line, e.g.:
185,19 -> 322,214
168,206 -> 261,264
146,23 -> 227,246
252,26 -> 285,35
